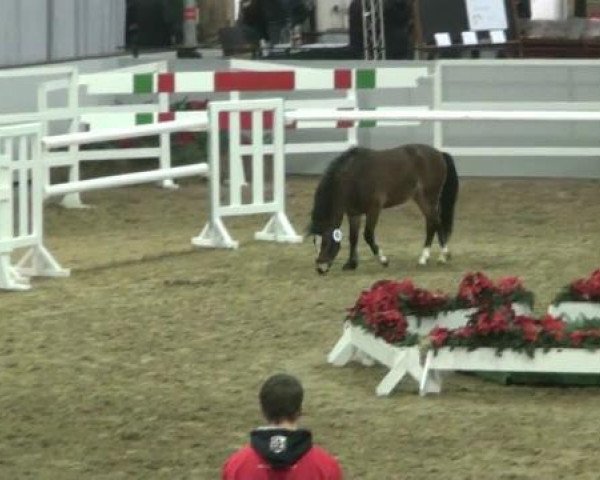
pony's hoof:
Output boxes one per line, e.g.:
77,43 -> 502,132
342,261 -> 357,271
437,254 -> 448,264
418,258 -> 429,266
379,255 -> 389,267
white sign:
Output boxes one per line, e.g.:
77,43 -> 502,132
461,31 -> 478,45
490,29 -> 507,44
434,32 -> 452,47
531,0 -> 569,20
466,0 -> 508,31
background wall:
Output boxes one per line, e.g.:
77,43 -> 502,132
0,0 -> 126,67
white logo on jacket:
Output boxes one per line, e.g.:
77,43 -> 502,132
269,435 -> 287,454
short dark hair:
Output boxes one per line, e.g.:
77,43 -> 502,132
259,374 -> 304,423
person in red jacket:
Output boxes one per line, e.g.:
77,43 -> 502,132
222,373 -> 343,480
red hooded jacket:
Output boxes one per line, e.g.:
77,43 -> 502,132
222,428 -> 342,480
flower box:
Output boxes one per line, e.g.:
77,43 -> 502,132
547,302 -> 600,322
327,322 -> 430,396
408,302 -> 532,336
419,347 -> 600,396
549,269 -> 600,321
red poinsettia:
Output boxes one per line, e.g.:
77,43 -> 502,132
570,269 -> 600,301
473,305 -> 513,335
185,99 -> 209,110
429,326 -> 450,348
539,314 -> 566,341
514,315 -> 541,343
429,307 -> 600,354
116,137 -> 138,148
174,131 -> 198,146
454,272 -> 534,309
570,329 -> 600,347
347,279 -> 443,344
496,276 -> 523,296
409,288 -> 449,313
457,272 -> 495,305
553,268 -> 600,304
349,279 -> 447,321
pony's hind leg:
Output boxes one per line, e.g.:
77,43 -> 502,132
419,216 -> 439,265
343,215 -> 361,270
364,208 -> 389,267
437,229 -> 450,264
414,192 -> 441,266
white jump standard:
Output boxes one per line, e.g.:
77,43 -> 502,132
0,123 -> 68,291
192,99 -> 302,249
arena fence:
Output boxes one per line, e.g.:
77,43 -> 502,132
37,63 -> 431,207
0,98 -> 302,292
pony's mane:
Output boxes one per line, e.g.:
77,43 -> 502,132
308,147 -> 359,234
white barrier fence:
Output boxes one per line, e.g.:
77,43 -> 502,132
0,99 -> 302,292
0,123 -> 68,291
192,98 -> 301,249
39,62 -> 171,209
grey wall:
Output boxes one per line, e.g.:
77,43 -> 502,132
0,0 -> 126,67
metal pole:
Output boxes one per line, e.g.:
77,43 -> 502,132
179,0 -> 202,57
46,0 -> 53,62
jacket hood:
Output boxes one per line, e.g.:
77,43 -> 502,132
250,428 -> 312,469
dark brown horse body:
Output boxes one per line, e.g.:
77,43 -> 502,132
308,144 -> 459,274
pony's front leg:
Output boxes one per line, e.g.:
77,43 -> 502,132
343,215 -> 360,270
364,209 -> 388,267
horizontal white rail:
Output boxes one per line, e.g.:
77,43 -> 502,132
286,109 -> 600,122
46,163 -> 208,197
42,107 -> 600,154
40,78 -> 72,93
0,66 -> 75,78
43,116 -> 209,149
450,147 -> 600,156
0,109 -> 79,125
0,122 -> 41,136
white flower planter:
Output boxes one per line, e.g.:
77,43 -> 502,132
327,322 -> 429,396
547,302 -> 600,322
420,347 -> 600,396
407,302 -> 532,336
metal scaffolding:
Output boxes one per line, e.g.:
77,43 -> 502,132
361,0 -> 386,60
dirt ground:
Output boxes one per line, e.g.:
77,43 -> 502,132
1,175 -> 600,480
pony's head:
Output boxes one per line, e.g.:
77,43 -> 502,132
308,148 -> 357,274
308,222 -> 343,275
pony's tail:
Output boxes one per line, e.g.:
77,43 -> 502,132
440,152 -> 459,241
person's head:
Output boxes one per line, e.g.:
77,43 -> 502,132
259,374 -> 304,425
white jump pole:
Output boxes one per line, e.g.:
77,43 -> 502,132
45,164 -> 209,198
42,117 -> 209,149
285,109 -> 600,122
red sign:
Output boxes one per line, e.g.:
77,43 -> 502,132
184,6 -> 198,22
